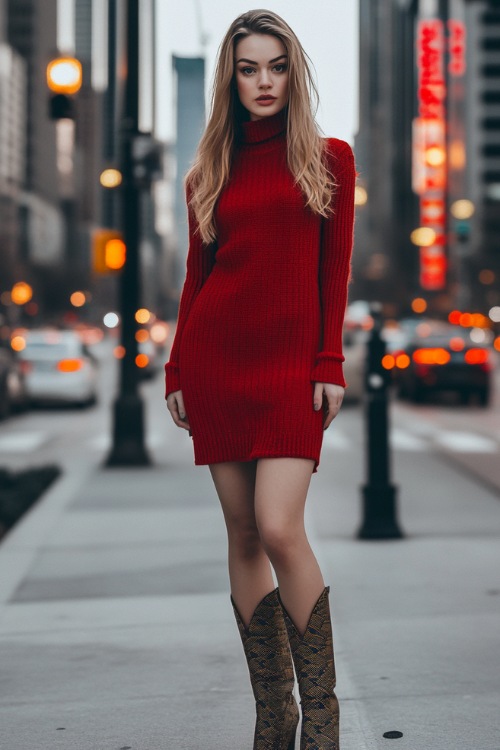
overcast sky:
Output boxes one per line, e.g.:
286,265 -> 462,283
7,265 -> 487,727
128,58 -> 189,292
58,0 -> 359,144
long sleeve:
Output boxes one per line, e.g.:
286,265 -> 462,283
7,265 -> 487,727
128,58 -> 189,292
310,139 -> 356,388
164,185 -> 217,398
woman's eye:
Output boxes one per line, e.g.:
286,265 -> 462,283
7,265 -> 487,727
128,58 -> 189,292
241,67 -> 255,75
273,64 -> 287,73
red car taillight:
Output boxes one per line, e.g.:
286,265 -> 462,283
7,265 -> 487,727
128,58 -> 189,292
412,348 -> 451,365
464,348 -> 489,365
56,358 -> 84,372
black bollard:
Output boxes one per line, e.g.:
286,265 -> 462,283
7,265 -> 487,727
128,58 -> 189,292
358,304 -> 403,539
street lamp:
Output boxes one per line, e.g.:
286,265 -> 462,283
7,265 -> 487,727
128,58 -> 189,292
450,199 -> 475,221
100,168 -> 123,188
46,56 -> 82,119
106,0 -> 151,467
410,227 -> 437,247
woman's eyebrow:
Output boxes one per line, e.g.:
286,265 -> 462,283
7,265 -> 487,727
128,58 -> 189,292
236,54 -> 288,65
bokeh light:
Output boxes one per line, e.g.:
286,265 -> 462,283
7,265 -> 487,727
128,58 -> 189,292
470,328 -> 486,344
410,227 -> 436,247
70,291 -> 86,307
135,353 -> 149,368
354,186 -> 368,206
479,269 -> 495,285
135,329 -> 149,343
103,312 -> 120,328
11,335 -> 26,352
100,168 -> 122,188
450,199 -> 475,220
150,322 -> 169,344
11,282 -> 33,305
411,297 -> 427,314
489,306 -> 500,323
135,308 -> 151,324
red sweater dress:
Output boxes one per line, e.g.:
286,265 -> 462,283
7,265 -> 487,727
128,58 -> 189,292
164,108 -> 355,472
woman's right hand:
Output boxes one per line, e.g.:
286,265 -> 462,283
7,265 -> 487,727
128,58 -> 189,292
166,390 -> 191,431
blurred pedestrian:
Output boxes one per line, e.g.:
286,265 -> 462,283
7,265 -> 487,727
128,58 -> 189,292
165,9 -> 355,749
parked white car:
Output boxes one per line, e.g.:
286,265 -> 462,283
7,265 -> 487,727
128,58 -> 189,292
342,327 -> 368,402
18,329 -> 99,407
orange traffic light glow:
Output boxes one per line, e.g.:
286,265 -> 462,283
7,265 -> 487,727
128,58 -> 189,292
47,57 -> 82,94
105,238 -> 126,270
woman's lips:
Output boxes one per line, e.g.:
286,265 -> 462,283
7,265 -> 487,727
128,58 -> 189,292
256,97 -> 277,105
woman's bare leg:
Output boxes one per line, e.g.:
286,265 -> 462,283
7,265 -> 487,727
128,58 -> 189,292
209,461 -> 275,626
254,457 -> 325,635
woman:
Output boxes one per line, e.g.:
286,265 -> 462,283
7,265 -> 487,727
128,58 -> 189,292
165,9 -> 355,749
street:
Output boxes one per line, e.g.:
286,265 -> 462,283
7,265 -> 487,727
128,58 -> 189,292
1,341 -> 500,749
1,337 -> 499,494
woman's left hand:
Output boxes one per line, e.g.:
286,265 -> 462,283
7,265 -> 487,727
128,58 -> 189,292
313,382 -> 345,430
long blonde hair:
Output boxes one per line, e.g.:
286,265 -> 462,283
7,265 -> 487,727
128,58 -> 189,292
186,9 -> 336,245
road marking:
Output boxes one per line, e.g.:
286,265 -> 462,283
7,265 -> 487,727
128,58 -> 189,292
390,428 -> 429,451
434,431 -> 498,453
0,432 -> 48,453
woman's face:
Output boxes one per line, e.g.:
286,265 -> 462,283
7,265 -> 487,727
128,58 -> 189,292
234,34 -> 289,121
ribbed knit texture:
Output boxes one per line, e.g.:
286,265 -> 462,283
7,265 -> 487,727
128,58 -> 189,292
165,108 -> 355,472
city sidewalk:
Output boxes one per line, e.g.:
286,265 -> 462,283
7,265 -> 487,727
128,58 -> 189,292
1,403 -> 500,749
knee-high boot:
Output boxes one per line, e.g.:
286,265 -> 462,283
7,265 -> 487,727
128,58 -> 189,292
278,587 -> 340,750
232,588 -> 299,750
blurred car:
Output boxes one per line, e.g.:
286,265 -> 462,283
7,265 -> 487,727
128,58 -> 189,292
396,321 -> 493,405
17,329 -> 99,407
0,340 -> 27,419
342,326 -> 368,402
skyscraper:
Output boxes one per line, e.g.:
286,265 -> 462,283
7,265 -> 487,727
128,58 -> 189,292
7,0 -> 64,269
172,55 -> 205,291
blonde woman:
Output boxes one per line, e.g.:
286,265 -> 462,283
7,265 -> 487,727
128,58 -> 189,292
165,9 -> 355,749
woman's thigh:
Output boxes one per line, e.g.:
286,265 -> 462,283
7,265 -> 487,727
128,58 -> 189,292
209,461 -> 258,531
254,457 -> 315,541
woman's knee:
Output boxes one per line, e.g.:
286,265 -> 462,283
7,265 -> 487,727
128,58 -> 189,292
228,522 -> 263,560
256,520 -> 304,568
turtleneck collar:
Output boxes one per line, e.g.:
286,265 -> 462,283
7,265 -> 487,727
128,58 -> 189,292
239,108 -> 287,145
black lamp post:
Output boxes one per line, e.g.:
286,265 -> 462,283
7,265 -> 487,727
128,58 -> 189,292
107,0 -> 151,467
358,304 -> 403,539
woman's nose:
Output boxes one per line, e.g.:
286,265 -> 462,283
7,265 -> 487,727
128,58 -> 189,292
259,71 -> 272,87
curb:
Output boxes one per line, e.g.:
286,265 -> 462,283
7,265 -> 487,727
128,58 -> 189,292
0,457 -> 100,609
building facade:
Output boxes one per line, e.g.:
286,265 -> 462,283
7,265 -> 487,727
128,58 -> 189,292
355,0 -> 500,315
7,0 -> 65,300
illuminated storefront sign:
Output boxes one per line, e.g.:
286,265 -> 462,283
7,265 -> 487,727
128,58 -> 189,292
413,18 -> 467,291
448,20 -> 466,77
414,18 -> 447,290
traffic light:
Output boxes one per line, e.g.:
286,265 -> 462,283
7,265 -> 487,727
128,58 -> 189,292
93,230 -> 126,274
46,56 -> 82,120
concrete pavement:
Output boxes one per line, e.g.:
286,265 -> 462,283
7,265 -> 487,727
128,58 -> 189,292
1,383 -> 500,749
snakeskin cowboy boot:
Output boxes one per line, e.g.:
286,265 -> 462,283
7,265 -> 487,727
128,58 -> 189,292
232,588 -> 299,750
279,587 -> 340,750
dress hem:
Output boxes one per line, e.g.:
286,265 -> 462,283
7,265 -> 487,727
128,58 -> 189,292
193,451 -> 320,474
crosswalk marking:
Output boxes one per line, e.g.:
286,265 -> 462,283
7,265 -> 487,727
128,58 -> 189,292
390,429 -> 429,451
434,431 -> 498,454
1,427 -> 498,457
0,432 -> 47,453
322,428 -> 351,450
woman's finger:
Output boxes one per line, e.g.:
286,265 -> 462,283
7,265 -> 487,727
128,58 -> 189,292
166,392 -> 191,430
313,381 -> 323,411
323,386 -> 344,430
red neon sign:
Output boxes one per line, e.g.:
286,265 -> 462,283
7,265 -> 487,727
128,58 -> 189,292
417,19 -> 446,120
415,19 -> 448,291
448,20 -> 466,77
